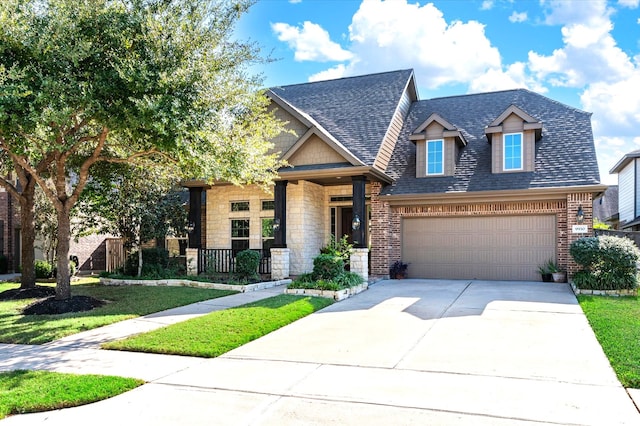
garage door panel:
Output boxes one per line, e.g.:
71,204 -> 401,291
402,215 -> 556,281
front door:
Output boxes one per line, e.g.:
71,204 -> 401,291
340,207 -> 353,244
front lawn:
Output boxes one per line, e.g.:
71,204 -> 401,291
578,295 -> 640,388
0,370 -> 143,420
103,294 -> 333,357
0,279 -> 235,345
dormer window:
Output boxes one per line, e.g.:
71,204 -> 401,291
503,133 -> 523,171
427,140 -> 444,175
410,113 -> 466,178
485,105 -> 542,174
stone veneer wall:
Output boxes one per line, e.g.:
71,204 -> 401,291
205,185 -> 274,250
205,182 -> 373,277
287,181 -> 326,275
373,196 -> 594,278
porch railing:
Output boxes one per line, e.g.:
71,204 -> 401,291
198,248 -> 271,275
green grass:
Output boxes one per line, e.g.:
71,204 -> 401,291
0,370 -> 143,419
0,279 -> 236,345
104,294 -> 333,357
578,295 -> 640,388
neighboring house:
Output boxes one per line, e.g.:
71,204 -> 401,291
184,69 -> 604,281
0,185 -> 19,272
592,185 -> 619,229
610,150 -> 640,230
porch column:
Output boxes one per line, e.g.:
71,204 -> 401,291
274,180 -> 287,248
352,176 -> 367,248
188,187 -> 202,249
350,248 -> 369,282
270,247 -> 290,280
186,248 -> 198,276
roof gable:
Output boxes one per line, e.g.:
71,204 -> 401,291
269,69 -> 416,169
382,88 -> 601,196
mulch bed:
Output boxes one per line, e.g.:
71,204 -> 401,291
22,296 -> 105,315
0,285 -> 56,301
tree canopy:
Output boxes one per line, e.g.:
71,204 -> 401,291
0,0 -> 286,300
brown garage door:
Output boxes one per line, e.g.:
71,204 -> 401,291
402,215 -> 556,281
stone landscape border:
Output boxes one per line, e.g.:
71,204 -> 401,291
285,283 -> 369,301
100,277 -> 291,293
570,283 -> 637,297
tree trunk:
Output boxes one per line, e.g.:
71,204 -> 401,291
55,206 -> 72,300
137,243 -> 143,277
19,180 -> 36,289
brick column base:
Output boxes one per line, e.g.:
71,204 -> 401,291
186,248 -> 198,276
350,248 -> 369,282
271,248 -> 290,280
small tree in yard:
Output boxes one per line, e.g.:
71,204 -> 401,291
0,0 -> 285,305
77,163 -> 187,277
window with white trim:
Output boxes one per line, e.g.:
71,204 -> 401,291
426,139 -> 444,175
503,133 -> 523,171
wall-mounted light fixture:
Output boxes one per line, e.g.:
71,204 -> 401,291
272,218 -> 281,232
352,214 -> 361,231
186,221 -> 195,234
576,205 -> 585,224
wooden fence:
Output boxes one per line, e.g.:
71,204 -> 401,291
198,248 -> 271,275
105,238 -> 125,272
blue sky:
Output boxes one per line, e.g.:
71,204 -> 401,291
235,0 -> 640,184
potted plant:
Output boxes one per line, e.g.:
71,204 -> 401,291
546,260 -> 567,283
389,260 -> 408,279
537,259 -> 554,282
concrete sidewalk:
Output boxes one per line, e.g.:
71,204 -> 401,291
1,279 -> 639,425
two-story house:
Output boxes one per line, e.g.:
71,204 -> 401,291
610,151 -> 640,230
184,69 -> 604,281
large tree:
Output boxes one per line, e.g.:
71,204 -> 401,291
0,0 -> 284,301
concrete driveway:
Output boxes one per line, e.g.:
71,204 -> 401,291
3,279 -> 639,425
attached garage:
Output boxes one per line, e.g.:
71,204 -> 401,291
402,215 -> 557,281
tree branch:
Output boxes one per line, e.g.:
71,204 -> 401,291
69,127 -> 109,206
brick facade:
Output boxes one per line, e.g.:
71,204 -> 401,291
368,193 -> 593,278
0,190 -> 18,272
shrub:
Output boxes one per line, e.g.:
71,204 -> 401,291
34,260 -> 53,279
570,235 -> 640,290
123,247 -> 170,277
320,235 -> 353,266
312,253 -> 344,281
0,255 -> 7,274
235,249 -> 260,281
335,271 -> 364,287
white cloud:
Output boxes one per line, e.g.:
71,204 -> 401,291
528,1 -> 634,88
343,0 -> 501,89
618,0 -> 639,8
541,0 -> 610,26
469,62 -> 547,93
308,64 -> 348,82
581,72 -> 640,137
509,12 -> 528,23
271,21 -> 353,62
595,136 -> 640,184
481,0 -> 494,10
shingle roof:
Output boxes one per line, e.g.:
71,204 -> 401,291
382,88 -> 601,195
270,69 -> 414,167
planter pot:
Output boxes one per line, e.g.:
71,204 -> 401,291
394,273 -> 407,280
552,272 -> 567,283
541,273 -> 553,282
